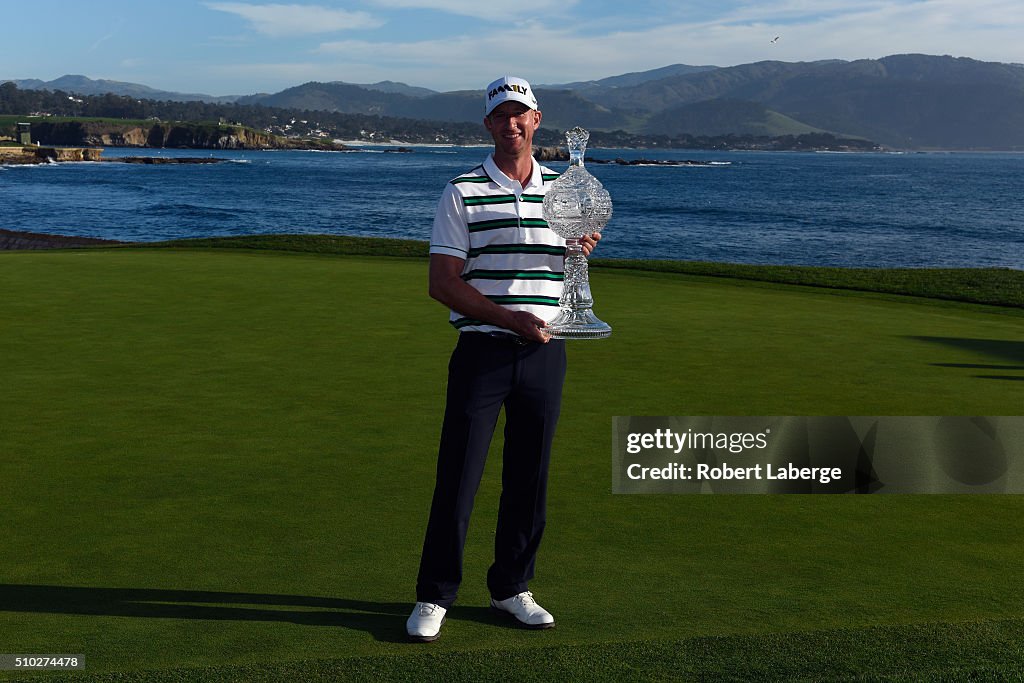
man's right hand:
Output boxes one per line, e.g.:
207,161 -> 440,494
430,255 -> 554,343
506,311 -> 552,343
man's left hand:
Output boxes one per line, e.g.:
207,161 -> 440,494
581,232 -> 602,257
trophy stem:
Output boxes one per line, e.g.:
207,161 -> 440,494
559,239 -> 592,309
547,238 -> 611,339
542,125 -> 612,340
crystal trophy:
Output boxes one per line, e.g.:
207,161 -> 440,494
542,127 -> 613,339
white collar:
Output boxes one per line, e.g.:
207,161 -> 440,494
484,154 -> 542,191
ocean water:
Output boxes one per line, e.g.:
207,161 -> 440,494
2,146 -> 1022,269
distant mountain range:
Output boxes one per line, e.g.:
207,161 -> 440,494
7,55 -> 1024,149
538,63 -> 720,91
4,75 -> 241,104
3,75 -> 437,104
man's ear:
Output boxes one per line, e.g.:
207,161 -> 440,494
484,115 -> 494,132
532,110 -> 542,129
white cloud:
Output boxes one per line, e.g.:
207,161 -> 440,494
312,1 -> 1024,91
198,0 -> 1024,93
367,0 -> 573,21
206,2 -> 383,36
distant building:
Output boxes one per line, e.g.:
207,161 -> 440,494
16,122 -> 31,145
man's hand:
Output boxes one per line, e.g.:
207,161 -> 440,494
506,310 -> 552,343
580,232 -> 602,257
430,254 -> 552,343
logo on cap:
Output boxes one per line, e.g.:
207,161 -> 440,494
489,83 -> 530,101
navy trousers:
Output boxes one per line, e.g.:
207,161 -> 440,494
415,332 -> 567,609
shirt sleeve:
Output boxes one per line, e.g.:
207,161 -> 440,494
429,183 -> 470,259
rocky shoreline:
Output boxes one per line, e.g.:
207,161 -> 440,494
0,146 -> 230,165
532,146 -> 722,166
6,142 -> 727,168
0,228 -> 124,250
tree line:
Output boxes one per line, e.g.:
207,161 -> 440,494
0,81 -> 878,151
0,82 -> 490,144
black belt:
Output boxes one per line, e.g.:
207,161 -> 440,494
464,331 -> 530,346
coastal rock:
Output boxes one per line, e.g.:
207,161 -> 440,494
33,147 -> 104,162
99,128 -> 149,146
0,146 -> 104,164
0,228 -> 123,250
29,120 -> 347,151
0,146 -> 37,164
533,146 -> 567,161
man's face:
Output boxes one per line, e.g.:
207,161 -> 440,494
485,102 -> 542,157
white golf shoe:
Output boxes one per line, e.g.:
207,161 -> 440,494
406,602 -> 446,642
490,591 -> 555,629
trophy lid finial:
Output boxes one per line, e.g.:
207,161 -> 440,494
566,127 -> 589,166
566,126 -> 590,151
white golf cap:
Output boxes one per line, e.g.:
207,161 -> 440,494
484,76 -> 539,115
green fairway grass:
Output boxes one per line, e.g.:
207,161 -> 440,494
142,233 -> 1024,309
1,245 -> 1023,681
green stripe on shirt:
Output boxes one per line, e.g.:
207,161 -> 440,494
486,294 -> 561,306
463,269 -> 564,281
468,218 -> 520,233
463,195 -> 516,206
468,244 -> 566,257
467,217 -> 552,233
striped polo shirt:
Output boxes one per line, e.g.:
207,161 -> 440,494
430,154 -> 565,334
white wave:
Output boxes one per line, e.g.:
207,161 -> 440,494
1,162 -> 54,170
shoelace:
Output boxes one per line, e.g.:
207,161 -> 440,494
515,591 -> 536,607
417,603 -> 441,616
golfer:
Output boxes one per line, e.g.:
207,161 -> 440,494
407,75 -> 599,641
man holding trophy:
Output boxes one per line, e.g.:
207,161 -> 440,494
407,76 -> 603,641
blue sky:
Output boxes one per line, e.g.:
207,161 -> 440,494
2,0 -> 1022,95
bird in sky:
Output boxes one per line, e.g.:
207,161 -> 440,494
770,36 -> 780,43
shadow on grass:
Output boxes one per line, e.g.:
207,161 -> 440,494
910,336 -> 1024,380
447,604 -> 542,631
0,584 -> 428,643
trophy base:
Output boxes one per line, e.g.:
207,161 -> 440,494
545,309 -> 612,340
